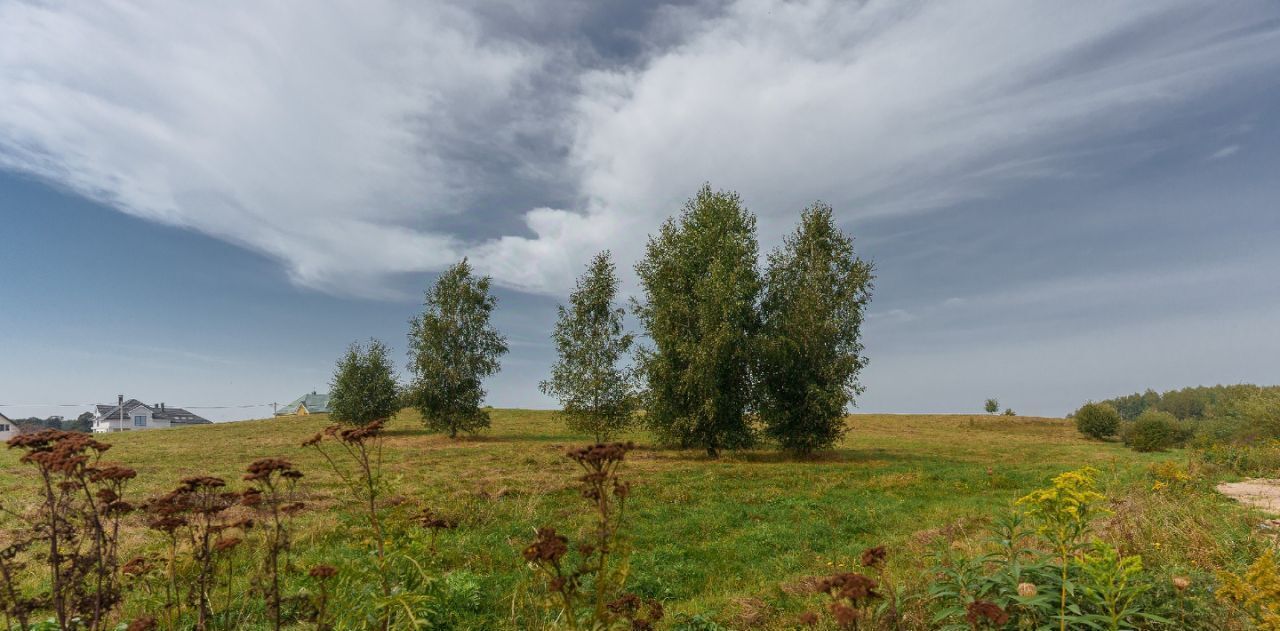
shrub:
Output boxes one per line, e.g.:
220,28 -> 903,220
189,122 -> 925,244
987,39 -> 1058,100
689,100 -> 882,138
1217,548 -> 1280,629
328,339 -> 400,426
1123,410 -> 1191,453
1075,402 -> 1121,440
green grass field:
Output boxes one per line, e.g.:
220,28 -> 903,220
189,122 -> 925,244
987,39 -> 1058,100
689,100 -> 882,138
0,410 -> 1221,628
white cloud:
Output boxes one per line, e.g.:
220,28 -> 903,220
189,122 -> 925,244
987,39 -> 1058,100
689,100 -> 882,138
2,1 -> 1278,296
0,0 -> 542,296
477,0 -> 1280,293
1208,145 -> 1241,160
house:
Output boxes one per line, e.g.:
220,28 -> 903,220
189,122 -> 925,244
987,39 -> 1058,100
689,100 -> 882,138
92,399 -> 211,433
0,411 -> 15,442
276,391 -> 331,416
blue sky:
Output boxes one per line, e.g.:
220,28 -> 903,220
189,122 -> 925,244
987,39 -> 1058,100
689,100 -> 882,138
2,1 -> 1279,421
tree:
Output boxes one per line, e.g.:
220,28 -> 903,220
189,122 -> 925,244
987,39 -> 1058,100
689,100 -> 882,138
407,258 -> 508,438
757,203 -> 874,455
985,398 -> 999,415
634,185 -> 760,457
65,412 -> 95,433
540,251 -> 637,442
328,339 -> 401,426
1073,402 -> 1120,440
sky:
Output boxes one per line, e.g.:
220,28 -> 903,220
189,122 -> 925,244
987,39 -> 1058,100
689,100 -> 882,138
2,0 -> 1279,422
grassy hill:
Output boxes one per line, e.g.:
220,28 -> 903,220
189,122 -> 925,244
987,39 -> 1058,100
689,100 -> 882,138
0,410 -> 1244,628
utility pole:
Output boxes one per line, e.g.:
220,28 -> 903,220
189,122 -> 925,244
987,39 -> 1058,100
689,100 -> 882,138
272,402 -> 278,416
117,394 -> 124,432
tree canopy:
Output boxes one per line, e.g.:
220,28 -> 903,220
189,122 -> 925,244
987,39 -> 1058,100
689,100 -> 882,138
540,251 -> 637,442
407,259 -> 508,437
634,185 -> 760,457
757,203 -> 873,455
328,338 -> 400,426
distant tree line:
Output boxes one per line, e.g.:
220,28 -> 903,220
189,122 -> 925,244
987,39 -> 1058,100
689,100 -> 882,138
9,412 -> 94,433
328,184 -> 874,457
1073,384 -> 1280,452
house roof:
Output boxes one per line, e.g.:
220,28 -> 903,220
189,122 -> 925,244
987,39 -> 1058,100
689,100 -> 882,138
0,411 -> 10,423
94,399 -> 211,424
277,392 -> 330,415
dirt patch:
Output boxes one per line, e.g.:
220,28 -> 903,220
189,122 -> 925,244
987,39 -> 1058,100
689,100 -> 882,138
1217,479 -> 1280,514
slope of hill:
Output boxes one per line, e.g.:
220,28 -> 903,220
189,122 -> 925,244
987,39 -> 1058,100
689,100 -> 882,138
0,410 -> 1245,628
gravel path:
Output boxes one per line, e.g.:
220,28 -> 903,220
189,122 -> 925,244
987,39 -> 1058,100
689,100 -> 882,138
1218,479 -> 1280,514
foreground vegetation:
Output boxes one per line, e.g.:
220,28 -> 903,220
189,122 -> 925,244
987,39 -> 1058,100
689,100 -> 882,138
2,409 -> 1273,629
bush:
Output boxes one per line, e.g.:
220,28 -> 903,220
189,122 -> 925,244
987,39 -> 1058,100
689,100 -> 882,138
1122,410 -> 1192,452
1075,402 -> 1121,440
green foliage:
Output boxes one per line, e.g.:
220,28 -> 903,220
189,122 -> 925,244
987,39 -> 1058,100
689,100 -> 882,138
1002,408 -> 1015,416
540,251 -> 638,442
634,185 -> 761,457
1122,410 -> 1191,453
928,512 -> 1056,630
1198,441 -> 1280,476
985,398 -> 999,415
1074,402 -> 1121,441
1017,466 -> 1108,631
1073,542 -> 1165,630
328,338 -> 400,426
1218,548 -> 1280,630
407,258 -> 509,438
1096,383 -> 1280,422
757,203 -> 873,456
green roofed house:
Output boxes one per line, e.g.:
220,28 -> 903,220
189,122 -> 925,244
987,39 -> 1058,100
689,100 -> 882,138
277,391 -> 330,417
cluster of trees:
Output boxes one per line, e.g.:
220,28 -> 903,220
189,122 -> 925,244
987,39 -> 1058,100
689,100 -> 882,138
329,185 -> 874,457
8,412 -> 93,433
1094,384 -> 1279,421
326,258 -> 509,439
1073,384 -> 1280,451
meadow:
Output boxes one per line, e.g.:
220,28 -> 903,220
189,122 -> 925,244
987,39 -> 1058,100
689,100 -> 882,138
0,410 -> 1264,629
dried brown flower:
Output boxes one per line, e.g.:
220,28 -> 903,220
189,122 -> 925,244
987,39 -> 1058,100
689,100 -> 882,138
309,564 -> 338,580
1017,582 -> 1037,597
213,536 -> 242,552
966,600 -> 1009,626
860,546 -> 887,569
127,616 -> 158,631
523,527 -> 569,563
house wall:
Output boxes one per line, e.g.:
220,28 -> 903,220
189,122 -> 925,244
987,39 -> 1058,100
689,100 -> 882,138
0,419 -> 16,442
92,407 -> 172,432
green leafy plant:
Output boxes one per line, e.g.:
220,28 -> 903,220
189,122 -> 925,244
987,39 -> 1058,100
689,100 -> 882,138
1218,548 -> 1280,630
1015,467 -> 1108,631
1071,542 -> 1166,630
